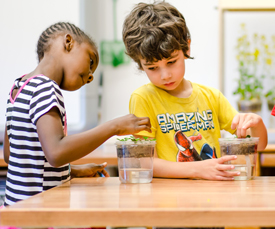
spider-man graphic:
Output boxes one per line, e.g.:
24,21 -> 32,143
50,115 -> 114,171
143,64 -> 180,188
174,130 -> 217,162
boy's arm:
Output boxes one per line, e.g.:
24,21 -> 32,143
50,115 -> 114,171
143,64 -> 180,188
153,156 -> 239,180
134,135 -> 239,180
231,113 -> 268,151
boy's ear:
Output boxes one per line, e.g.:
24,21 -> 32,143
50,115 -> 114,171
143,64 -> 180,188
185,39 -> 191,59
64,34 -> 74,52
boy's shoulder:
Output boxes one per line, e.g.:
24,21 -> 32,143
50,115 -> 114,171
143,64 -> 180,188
192,82 -> 222,98
132,82 -> 158,96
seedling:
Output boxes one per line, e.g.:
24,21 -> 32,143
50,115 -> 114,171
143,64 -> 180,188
117,136 -> 156,143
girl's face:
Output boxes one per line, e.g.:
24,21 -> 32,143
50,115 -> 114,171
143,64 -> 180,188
61,40 -> 98,91
140,50 -> 187,95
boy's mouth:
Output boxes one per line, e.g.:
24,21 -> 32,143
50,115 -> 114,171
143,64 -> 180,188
164,82 -> 174,87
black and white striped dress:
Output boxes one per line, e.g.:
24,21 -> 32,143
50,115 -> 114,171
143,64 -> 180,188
4,74 -> 70,206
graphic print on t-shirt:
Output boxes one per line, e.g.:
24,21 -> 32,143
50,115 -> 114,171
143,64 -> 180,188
156,109 -> 217,162
175,130 -> 202,162
157,109 -> 214,134
174,130 -> 217,162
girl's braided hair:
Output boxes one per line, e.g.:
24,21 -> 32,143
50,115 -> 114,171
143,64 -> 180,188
37,22 -> 97,62
123,1 -> 192,69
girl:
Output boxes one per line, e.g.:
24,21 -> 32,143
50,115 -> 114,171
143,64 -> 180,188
3,22 -> 151,206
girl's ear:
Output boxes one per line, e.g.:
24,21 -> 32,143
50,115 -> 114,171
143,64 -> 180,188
185,39 -> 191,59
64,34 -> 74,52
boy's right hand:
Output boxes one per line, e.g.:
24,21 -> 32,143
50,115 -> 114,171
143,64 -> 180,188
113,114 -> 151,135
198,155 -> 240,181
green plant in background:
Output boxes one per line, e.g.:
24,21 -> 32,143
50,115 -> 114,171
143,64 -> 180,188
264,35 -> 275,108
100,0 -> 130,67
233,23 -> 264,101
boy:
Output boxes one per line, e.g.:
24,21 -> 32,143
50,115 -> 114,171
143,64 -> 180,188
122,1 -> 267,180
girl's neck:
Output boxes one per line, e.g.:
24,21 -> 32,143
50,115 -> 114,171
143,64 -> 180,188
23,56 -> 63,86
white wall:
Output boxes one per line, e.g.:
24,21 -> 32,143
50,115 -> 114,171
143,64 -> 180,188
0,0 -> 86,142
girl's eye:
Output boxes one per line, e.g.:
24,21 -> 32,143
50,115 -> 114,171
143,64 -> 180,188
90,59 -> 94,68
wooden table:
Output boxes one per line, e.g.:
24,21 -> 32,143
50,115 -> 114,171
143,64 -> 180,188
1,177 -> 275,228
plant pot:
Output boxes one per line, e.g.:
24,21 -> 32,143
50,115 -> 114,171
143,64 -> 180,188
267,100 -> 275,111
115,140 -> 156,183
219,137 -> 259,180
237,99 -> 262,113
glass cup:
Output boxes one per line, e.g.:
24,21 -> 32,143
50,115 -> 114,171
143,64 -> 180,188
219,137 -> 259,180
115,140 -> 156,183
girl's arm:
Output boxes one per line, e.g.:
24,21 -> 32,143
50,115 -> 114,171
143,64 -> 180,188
3,125 -> 10,164
37,107 -> 151,167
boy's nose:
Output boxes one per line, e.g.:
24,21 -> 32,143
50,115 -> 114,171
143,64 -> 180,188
160,69 -> 172,80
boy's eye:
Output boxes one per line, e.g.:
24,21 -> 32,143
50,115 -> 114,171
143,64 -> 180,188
168,60 -> 176,64
148,66 -> 157,71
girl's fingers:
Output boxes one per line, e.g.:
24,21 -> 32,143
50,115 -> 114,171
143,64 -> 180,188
137,125 -> 152,133
101,169 -> 110,177
100,162 -> 107,168
138,117 -> 150,123
134,117 -> 152,133
138,117 -> 151,128
92,162 -> 107,170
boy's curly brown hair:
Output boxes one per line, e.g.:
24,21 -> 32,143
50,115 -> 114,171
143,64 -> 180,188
122,1 -> 191,69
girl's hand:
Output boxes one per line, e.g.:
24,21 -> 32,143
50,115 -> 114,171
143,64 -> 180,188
70,162 -> 110,178
198,155 -> 239,181
113,114 -> 152,135
231,113 -> 263,138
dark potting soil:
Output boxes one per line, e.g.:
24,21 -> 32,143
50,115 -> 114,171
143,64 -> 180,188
117,144 -> 154,158
220,143 -> 257,156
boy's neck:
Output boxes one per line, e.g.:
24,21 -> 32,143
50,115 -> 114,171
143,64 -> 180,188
165,79 -> 193,98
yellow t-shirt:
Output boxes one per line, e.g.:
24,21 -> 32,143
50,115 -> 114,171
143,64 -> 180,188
129,82 -> 238,162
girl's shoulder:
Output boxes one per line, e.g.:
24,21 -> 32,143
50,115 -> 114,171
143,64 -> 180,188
28,75 -> 58,86
25,75 -> 61,94
14,74 -> 59,89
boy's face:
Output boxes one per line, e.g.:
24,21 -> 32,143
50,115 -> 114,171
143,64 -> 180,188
140,50 -> 187,95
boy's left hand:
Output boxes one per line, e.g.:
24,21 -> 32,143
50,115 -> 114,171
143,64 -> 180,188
231,113 -> 263,138
70,162 -> 110,178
